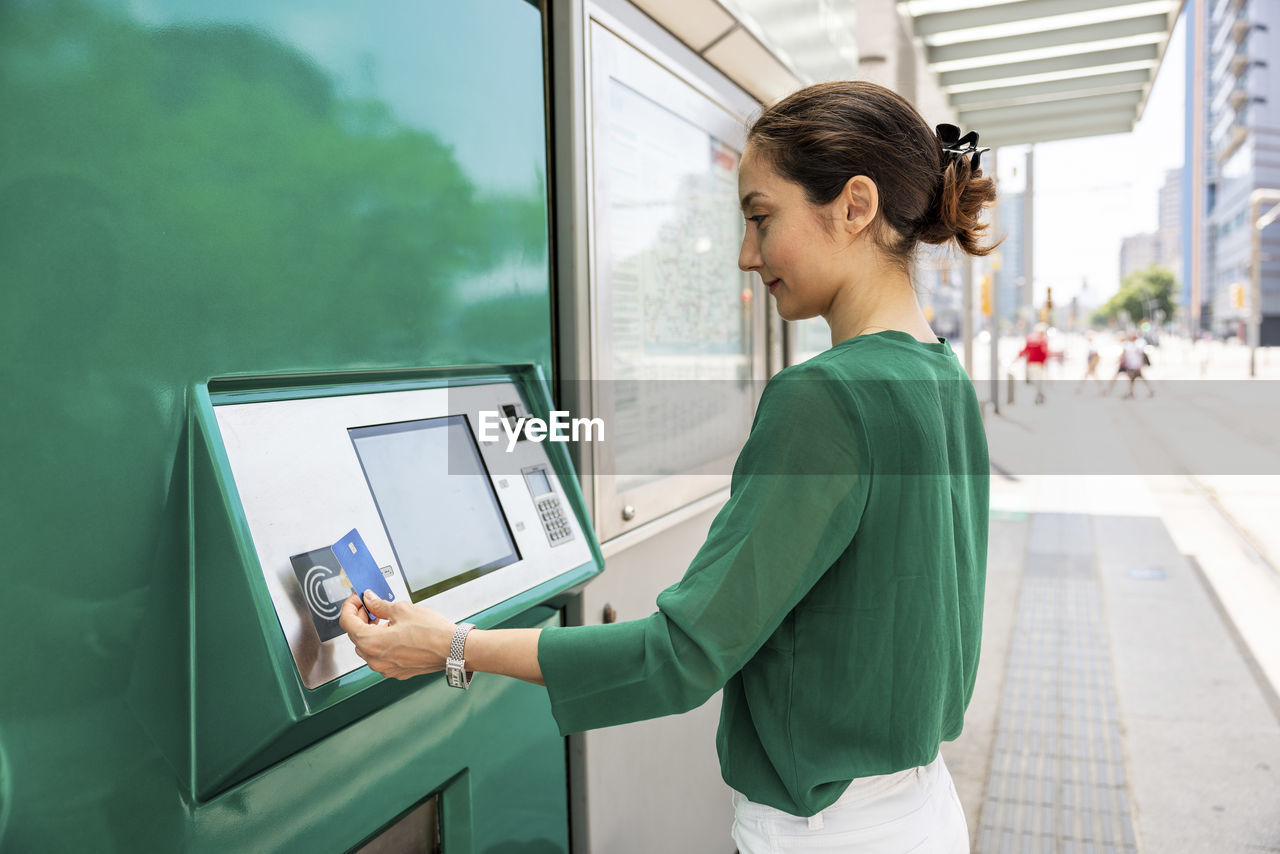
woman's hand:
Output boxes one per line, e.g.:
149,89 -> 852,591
338,591 -> 456,681
339,591 -> 547,686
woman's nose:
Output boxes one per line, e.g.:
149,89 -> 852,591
738,233 -> 760,273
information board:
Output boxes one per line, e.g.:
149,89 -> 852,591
590,23 -> 761,515
605,81 -> 749,365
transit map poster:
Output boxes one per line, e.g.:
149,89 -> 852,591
591,31 -> 759,500
605,81 -> 748,367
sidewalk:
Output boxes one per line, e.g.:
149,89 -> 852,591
942,470 -> 1280,853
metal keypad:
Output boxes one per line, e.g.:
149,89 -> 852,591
536,495 -> 574,545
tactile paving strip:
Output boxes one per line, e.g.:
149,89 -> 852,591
977,546 -> 1139,854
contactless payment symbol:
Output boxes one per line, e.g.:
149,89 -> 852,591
289,546 -> 349,642
289,528 -> 396,642
305,566 -> 349,620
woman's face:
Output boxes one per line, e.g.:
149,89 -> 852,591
737,146 -> 852,322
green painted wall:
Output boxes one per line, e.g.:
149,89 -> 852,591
0,0 -> 567,850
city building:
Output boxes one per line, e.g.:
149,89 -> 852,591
1120,169 -> 1181,291
1203,0 -> 1280,341
1158,166 -> 1183,284
1121,231 -> 1161,280
993,190 -> 1024,324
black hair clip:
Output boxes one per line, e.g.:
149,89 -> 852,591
936,123 -> 990,172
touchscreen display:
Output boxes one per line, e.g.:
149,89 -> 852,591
350,415 -> 519,602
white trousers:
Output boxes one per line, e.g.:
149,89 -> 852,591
730,753 -> 969,853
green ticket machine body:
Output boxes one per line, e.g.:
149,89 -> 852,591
0,1 -> 601,851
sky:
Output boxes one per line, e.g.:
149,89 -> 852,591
994,10 -> 1187,309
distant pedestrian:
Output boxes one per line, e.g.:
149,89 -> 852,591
1017,323 -> 1050,405
1198,329 -> 1213,376
1076,331 -> 1100,393
1105,332 -> 1154,398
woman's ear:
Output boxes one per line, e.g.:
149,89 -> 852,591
840,175 -> 879,237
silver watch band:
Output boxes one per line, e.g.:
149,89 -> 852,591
446,622 -> 476,689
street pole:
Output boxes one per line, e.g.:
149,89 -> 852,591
1023,146 -> 1035,323
1249,188 -> 1280,377
989,149 -> 1001,414
1190,0 -> 1206,338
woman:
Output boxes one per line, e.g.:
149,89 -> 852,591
341,81 -> 994,853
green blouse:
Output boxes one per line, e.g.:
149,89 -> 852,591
538,330 -> 989,817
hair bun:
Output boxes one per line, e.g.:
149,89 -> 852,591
917,155 -> 998,256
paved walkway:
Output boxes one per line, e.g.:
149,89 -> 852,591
943,470 -> 1280,853
978,511 -> 1137,854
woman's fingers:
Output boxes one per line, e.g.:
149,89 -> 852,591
338,595 -> 455,679
338,594 -> 374,637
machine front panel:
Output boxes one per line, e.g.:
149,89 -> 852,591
214,381 -> 592,688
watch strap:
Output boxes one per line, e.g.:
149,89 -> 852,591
445,622 -> 476,689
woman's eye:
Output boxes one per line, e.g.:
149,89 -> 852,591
747,214 -> 767,227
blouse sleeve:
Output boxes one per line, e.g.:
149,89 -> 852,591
537,368 -> 871,735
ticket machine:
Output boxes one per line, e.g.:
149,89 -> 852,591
0,0 -> 609,848
125,365 -> 601,849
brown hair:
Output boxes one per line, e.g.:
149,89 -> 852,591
746,81 -> 998,266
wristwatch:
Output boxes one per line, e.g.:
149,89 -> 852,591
445,622 -> 476,689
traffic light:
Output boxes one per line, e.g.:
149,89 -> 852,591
980,274 -> 992,316
1230,283 -> 1246,309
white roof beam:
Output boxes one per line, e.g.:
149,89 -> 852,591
926,14 -> 1170,64
988,123 -> 1136,147
957,90 -> 1143,127
911,0 -> 1159,38
947,68 -> 1150,108
937,44 -> 1159,86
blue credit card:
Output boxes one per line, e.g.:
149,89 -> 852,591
332,528 -> 395,622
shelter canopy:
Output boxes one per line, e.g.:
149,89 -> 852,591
899,0 -> 1183,147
